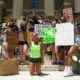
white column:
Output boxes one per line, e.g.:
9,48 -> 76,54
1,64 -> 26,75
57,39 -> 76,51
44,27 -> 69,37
74,0 -> 80,12
44,0 -> 54,16
13,0 -> 23,19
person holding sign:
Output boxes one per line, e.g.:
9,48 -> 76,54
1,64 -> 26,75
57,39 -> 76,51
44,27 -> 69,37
55,18 -> 78,77
28,33 -> 44,75
42,27 -> 61,65
64,46 -> 77,77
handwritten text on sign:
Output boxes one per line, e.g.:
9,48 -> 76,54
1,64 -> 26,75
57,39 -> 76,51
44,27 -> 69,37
34,24 -> 52,37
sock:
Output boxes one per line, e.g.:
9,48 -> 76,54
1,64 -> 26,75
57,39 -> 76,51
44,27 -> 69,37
68,66 -> 72,71
64,66 -> 68,71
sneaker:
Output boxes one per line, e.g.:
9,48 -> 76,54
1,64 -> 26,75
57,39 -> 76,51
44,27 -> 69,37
63,69 -> 68,77
63,70 -> 73,77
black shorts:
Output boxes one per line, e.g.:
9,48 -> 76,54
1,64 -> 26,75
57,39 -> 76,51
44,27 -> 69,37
18,41 -> 27,45
44,43 -> 55,47
58,46 -> 71,53
29,57 -> 41,63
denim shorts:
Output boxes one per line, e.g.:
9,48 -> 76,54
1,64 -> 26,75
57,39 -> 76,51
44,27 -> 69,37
75,36 -> 80,46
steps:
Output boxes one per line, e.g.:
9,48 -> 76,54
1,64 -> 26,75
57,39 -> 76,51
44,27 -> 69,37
19,65 -> 64,71
19,54 -> 64,71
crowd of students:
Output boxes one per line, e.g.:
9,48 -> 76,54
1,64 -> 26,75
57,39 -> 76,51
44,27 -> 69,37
0,11 -> 79,77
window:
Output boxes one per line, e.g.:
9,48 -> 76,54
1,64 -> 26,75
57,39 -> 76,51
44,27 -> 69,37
30,0 -> 37,9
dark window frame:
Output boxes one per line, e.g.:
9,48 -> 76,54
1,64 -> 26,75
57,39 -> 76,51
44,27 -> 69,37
29,0 -> 37,9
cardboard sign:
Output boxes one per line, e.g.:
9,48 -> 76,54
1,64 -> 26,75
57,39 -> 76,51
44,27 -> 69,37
7,32 -> 18,48
0,59 -> 19,76
42,28 -> 56,44
34,24 -> 52,37
55,22 -> 74,46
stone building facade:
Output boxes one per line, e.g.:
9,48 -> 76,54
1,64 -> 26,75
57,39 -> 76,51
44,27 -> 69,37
0,0 -> 80,19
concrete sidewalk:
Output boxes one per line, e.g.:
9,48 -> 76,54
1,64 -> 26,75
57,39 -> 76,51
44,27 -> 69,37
0,71 -> 80,80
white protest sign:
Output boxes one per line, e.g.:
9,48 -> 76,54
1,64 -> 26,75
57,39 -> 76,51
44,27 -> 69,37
55,22 -> 74,46
34,24 -> 52,37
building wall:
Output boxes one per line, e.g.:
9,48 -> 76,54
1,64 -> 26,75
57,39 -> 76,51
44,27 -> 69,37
74,0 -> 80,12
37,0 -> 44,9
23,0 -> 29,9
4,0 -> 13,9
2,0 -> 76,17
63,0 -> 73,8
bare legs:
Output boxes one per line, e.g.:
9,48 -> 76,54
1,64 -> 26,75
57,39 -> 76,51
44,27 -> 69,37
54,46 -> 61,64
50,44 -> 56,62
19,44 -> 28,64
29,62 -> 41,75
64,46 -> 77,67
64,45 -> 78,77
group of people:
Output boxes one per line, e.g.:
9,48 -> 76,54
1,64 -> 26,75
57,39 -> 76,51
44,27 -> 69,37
0,11 -> 79,77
